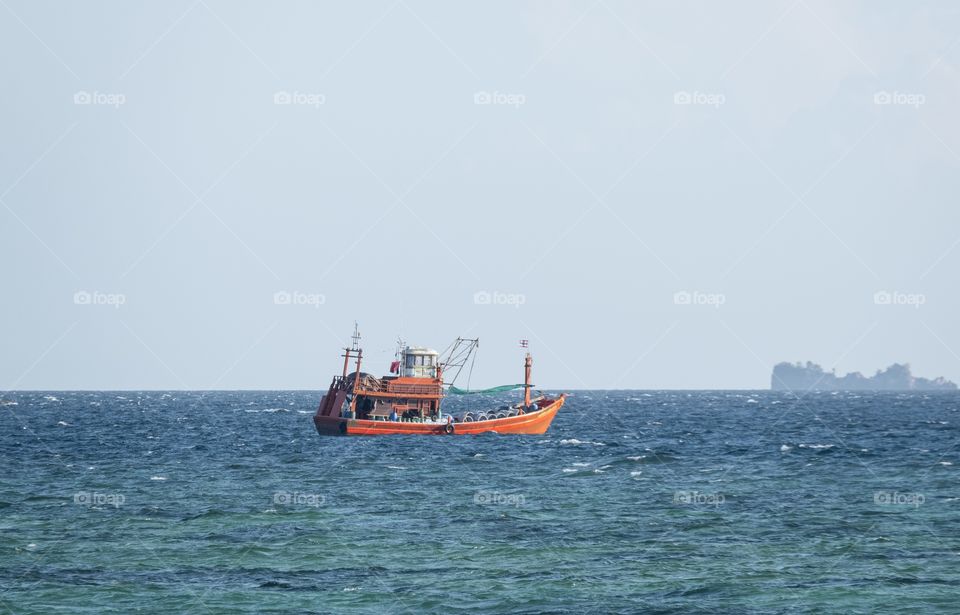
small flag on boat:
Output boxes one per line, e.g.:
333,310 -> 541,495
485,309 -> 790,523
389,360 -> 400,373
519,339 -> 528,348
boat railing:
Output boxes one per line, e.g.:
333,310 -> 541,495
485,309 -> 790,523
355,380 -> 441,396
389,382 -> 442,396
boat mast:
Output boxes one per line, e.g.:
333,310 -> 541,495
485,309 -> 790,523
523,353 -> 532,409
347,322 -> 363,414
341,321 -> 362,378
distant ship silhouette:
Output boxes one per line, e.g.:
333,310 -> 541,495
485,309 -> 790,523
772,362 -> 957,391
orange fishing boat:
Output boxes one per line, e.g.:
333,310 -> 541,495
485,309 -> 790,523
313,326 -> 565,436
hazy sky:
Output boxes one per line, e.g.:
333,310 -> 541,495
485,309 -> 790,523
2,1 -> 959,390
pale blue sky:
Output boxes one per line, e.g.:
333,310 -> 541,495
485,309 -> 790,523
2,1 -> 959,389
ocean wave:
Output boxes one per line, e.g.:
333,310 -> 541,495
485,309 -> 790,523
559,439 -> 605,446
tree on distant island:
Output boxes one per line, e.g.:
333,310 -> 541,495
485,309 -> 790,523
771,362 -> 957,391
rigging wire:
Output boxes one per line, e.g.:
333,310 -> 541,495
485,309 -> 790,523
466,344 -> 478,390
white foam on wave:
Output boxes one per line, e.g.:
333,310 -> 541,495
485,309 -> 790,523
560,439 -> 605,446
780,444 -> 792,452
44,396 -> 59,402
630,470 -> 642,476
386,465 -> 406,470
572,462 -> 591,467
562,468 -> 578,473
627,455 -> 646,461
56,421 -> 70,427
939,461 -> 953,466
746,398 -> 759,404
150,476 -> 167,481
799,443 -> 834,450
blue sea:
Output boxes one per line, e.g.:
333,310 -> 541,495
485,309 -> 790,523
1,391 -> 958,614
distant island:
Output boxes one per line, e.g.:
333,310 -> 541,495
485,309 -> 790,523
772,362 -> 957,391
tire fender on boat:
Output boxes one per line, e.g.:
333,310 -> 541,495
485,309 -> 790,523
444,422 -> 455,435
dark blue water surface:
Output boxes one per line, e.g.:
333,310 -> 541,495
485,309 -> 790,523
1,391 -> 959,614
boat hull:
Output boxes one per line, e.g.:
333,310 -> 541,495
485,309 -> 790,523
314,395 -> 565,436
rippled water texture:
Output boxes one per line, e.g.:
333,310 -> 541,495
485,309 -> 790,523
1,391 -> 958,613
